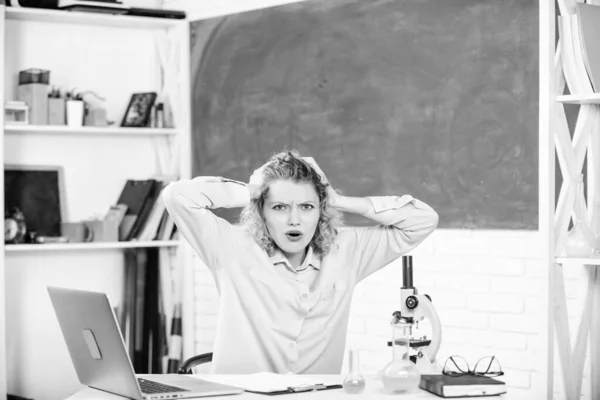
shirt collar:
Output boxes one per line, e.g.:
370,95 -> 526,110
269,246 -> 321,273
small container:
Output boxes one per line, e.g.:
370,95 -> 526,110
5,101 -> 29,124
343,348 -> 365,394
18,68 -> 50,85
48,97 -> 66,125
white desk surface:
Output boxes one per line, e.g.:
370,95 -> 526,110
64,374 -> 509,399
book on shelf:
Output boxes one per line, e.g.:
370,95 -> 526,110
419,374 -> 506,398
115,176 -> 178,242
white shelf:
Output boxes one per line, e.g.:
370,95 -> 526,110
4,125 -> 178,137
555,257 -> 600,265
4,240 -> 181,253
556,94 -> 600,104
6,7 -> 185,29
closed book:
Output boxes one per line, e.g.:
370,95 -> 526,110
419,374 -> 506,398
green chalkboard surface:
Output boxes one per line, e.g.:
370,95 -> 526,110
190,0 -> 539,229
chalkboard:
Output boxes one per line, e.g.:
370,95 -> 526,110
4,165 -> 65,237
190,0 -> 538,229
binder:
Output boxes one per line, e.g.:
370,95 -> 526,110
246,383 -> 342,396
196,373 -> 342,396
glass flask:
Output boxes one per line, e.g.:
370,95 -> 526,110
381,317 -> 421,394
565,175 -> 595,258
343,348 -> 366,394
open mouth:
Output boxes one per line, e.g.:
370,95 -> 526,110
285,231 -> 303,242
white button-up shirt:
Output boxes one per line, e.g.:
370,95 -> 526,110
162,177 -> 438,374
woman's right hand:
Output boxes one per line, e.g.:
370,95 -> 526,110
247,163 -> 267,200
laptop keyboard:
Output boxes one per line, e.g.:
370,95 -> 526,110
138,378 -> 190,394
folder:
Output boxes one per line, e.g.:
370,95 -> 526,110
196,372 -> 342,396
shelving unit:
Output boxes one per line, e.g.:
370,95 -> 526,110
6,6 -> 182,29
541,0 -> 600,399
4,240 -> 181,253
4,124 -> 178,136
0,5 -> 192,400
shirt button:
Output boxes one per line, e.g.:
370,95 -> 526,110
289,341 -> 295,348
301,293 -> 308,299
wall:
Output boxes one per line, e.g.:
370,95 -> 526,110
167,1 -> 588,400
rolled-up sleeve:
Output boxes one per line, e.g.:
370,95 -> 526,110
162,177 -> 251,272
349,195 -> 438,281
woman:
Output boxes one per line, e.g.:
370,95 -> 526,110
162,150 -> 438,374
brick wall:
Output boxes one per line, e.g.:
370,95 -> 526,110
190,230 -> 559,399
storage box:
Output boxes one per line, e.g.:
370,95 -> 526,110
18,68 -> 50,85
48,97 -> 66,125
17,83 -> 49,125
4,101 -> 29,124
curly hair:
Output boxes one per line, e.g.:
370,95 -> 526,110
239,150 -> 343,258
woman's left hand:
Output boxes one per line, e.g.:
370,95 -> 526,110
302,157 -> 341,206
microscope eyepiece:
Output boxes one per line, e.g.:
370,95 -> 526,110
402,255 -> 414,289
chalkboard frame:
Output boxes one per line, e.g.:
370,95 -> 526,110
4,164 -> 66,237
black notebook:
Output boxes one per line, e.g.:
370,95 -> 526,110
420,374 -> 506,398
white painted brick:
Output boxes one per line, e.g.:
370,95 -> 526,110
346,333 -> 389,352
493,349 -> 536,371
409,236 -> 435,254
347,317 -> 366,335
193,284 -> 219,299
197,329 -> 216,343
365,319 -> 393,338
435,238 -> 492,255
351,301 -> 392,320
471,257 -> 525,276
428,291 -> 466,309
195,298 -> 221,315
436,274 -> 490,293
525,259 -> 543,277
488,332 -> 528,350
194,341 -> 214,356
500,369 -> 531,389
418,256 -> 471,274
363,284 -> 401,302
491,276 -> 538,295
524,297 -> 543,315
467,294 -> 524,314
442,327 -> 493,348
490,238 -> 540,258
364,265 -> 402,284
194,314 -> 218,329
352,282 -> 366,299
441,310 -> 489,330
526,335 -> 541,354
490,314 -> 539,334
433,229 -> 474,238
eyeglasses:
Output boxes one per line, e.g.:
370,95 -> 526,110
442,355 -> 504,378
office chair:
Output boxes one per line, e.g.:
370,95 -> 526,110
177,352 -> 213,374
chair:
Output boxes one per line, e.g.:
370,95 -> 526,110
177,352 -> 213,374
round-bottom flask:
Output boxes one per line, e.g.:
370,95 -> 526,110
381,318 -> 421,394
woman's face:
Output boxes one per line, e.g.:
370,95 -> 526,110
262,179 -> 321,258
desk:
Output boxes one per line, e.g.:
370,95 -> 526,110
64,375 -> 506,399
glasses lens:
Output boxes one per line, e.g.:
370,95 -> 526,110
443,356 -> 470,376
474,356 -> 503,377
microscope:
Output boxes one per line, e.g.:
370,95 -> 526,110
387,255 -> 442,374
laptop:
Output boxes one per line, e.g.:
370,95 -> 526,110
47,286 -> 243,399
